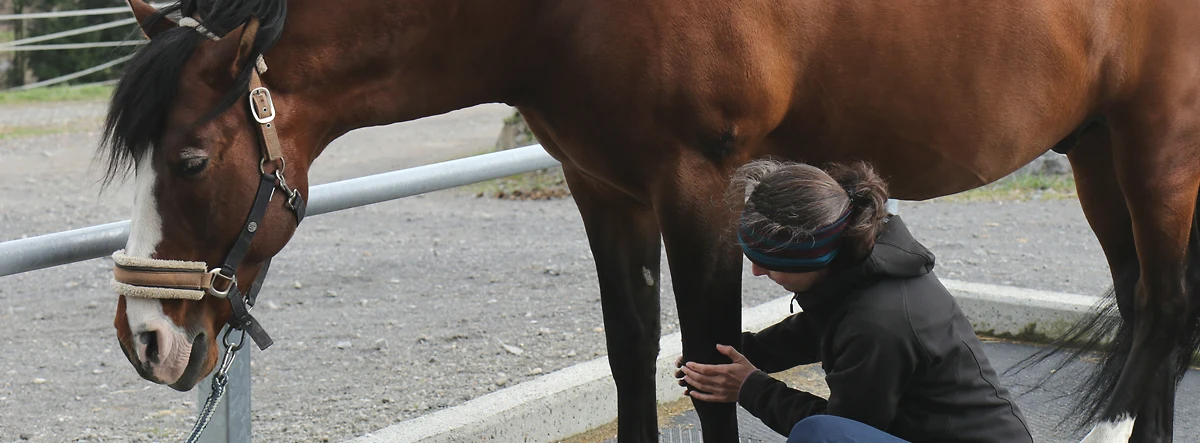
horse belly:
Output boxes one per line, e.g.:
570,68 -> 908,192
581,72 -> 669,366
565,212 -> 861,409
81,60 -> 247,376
763,0 -> 1108,199
759,131 -> 1041,201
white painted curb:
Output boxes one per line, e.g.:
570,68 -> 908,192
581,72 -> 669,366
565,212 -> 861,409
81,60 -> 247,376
348,281 -> 1099,442
942,279 -> 1105,340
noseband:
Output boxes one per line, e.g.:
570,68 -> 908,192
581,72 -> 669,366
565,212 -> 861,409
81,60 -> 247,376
111,17 -> 305,351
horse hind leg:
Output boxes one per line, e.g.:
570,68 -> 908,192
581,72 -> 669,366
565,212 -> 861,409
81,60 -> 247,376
1080,98 -> 1200,442
1121,200 -> 1200,441
1117,190 -> 1200,443
561,165 -> 664,442
1051,125 -> 1142,431
1148,187 -> 1200,437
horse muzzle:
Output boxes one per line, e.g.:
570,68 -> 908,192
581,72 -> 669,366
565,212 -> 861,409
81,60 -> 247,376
116,304 -> 210,390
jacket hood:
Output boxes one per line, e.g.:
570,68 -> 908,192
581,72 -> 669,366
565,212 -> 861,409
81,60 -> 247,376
858,215 -> 935,279
794,215 -> 934,312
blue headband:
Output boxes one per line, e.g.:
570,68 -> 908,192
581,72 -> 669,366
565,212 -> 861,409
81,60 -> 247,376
738,207 -> 852,273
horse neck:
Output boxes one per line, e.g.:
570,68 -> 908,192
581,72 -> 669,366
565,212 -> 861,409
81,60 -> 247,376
269,0 -> 547,159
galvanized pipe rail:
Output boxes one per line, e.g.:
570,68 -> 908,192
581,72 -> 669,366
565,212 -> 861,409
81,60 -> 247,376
0,145 -> 560,276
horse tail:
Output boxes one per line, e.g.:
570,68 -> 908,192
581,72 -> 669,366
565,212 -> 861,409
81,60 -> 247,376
1178,186 -> 1200,383
1008,189 -> 1200,430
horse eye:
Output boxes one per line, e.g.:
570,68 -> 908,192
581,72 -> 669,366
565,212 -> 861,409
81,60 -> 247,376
180,157 -> 209,176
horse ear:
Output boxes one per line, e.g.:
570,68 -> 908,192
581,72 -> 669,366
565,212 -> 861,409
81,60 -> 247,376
127,0 -> 177,39
201,18 -> 262,81
231,17 -> 262,78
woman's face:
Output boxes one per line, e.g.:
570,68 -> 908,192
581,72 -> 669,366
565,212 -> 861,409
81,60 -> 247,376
751,262 -> 830,293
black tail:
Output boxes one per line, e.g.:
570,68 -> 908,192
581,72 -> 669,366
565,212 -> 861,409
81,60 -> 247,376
1179,188 -> 1200,374
1008,190 -> 1200,431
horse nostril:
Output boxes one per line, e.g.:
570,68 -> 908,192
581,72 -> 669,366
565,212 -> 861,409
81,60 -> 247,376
139,331 -> 159,364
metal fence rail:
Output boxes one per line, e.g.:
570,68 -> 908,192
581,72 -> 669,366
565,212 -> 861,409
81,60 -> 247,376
0,40 -> 146,52
0,17 -> 138,49
0,3 -> 169,21
1,144 -> 559,275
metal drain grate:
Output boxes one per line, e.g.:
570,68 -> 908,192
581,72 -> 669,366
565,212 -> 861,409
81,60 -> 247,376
604,407 -> 785,443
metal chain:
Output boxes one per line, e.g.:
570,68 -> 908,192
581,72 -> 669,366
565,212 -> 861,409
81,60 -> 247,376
185,327 -> 246,443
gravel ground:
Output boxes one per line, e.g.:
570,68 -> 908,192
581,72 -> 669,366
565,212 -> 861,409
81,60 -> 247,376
0,101 -> 1113,442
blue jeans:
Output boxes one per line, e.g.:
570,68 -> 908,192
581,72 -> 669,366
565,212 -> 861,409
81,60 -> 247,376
787,415 -> 909,443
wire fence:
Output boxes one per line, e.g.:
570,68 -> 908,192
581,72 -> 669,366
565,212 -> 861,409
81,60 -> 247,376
0,17 -> 138,49
10,52 -> 132,90
0,39 -> 144,51
0,5 -> 154,20
0,3 -> 167,90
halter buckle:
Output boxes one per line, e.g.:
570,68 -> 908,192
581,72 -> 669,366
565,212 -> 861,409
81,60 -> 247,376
206,268 -> 237,298
249,87 -> 276,124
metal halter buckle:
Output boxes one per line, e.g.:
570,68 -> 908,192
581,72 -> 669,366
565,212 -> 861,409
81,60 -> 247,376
206,268 -> 237,298
249,87 -> 276,124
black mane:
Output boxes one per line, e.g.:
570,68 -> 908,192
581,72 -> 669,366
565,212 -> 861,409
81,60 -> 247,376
101,0 -> 287,182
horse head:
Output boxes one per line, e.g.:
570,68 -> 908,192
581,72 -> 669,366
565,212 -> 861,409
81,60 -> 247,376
105,0 -> 309,390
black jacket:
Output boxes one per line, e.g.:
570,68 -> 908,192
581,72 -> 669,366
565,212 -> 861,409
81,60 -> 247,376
737,216 -> 1033,442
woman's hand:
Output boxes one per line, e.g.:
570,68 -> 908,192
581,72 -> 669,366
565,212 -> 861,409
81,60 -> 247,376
674,344 -> 759,403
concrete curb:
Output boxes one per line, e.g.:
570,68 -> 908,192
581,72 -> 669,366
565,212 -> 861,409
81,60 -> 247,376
942,279 -> 1105,341
348,281 -> 1100,442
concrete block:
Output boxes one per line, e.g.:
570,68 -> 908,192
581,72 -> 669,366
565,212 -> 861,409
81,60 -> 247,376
942,279 -> 1105,342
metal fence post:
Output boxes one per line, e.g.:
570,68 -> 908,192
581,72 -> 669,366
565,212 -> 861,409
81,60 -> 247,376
196,325 -> 252,443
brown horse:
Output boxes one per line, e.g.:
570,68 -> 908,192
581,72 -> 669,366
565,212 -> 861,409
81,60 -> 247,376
103,0 -> 1200,441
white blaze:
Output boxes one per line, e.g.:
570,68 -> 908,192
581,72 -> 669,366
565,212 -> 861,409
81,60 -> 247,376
123,152 -> 190,380
124,153 -> 168,334
126,152 -> 163,259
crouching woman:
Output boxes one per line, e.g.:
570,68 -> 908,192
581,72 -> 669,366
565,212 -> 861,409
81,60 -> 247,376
677,160 -> 1033,443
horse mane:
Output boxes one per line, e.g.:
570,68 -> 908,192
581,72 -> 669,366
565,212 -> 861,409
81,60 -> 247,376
101,0 -> 287,183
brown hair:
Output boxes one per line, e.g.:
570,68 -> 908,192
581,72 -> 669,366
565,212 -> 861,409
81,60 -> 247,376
730,159 -> 890,262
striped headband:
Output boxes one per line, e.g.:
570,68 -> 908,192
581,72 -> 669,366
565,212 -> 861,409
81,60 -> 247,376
738,206 -> 852,273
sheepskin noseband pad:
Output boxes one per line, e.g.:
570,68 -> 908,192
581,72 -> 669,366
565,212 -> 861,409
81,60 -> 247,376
111,249 -> 210,300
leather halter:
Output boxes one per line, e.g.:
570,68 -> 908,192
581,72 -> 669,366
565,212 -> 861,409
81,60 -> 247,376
112,17 -> 305,351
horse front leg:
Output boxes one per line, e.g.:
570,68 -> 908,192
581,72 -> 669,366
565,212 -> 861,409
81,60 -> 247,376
654,161 -> 744,442
563,166 -> 664,442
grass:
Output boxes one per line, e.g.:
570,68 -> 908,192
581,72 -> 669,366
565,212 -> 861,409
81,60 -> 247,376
468,128 -> 572,200
470,111 -> 573,201
936,173 -> 1077,202
0,84 -> 114,105
0,125 -> 78,140
469,166 -> 1076,204
473,165 -> 571,200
